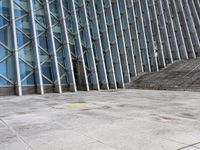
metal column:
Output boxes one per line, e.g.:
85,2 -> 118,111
193,0 -> 200,21
181,0 -> 200,57
175,0 -> 196,58
154,0 -> 174,65
10,0 -> 22,96
117,0 -> 137,76
94,0 -> 117,89
148,0 -> 166,68
126,0 -> 144,73
57,0 -> 77,92
44,0 -> 62,93
140,0 -> 159,72
110,0 -> 131,82
85,0 -> 109,89
103,0 -> 124,88
29,0 -> 44,95
63,0 -> 89,91
161,0 -> 181,61
168,0 -> 188,59
133,0 -> 151,72
74,0 -> 100,90
188,0 -> 200,42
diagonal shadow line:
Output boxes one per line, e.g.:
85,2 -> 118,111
176,141 -> 200,150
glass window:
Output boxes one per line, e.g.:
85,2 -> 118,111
0,56 -> 15,84
38,34 -> 49,50
0,16 -> 8,27
0,0 -> 9,17
14,4 -> 26,18
18,45 -> 34,65
42,62 -> 53,82
16,30 -> 29,48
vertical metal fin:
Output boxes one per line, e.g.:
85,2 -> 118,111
29,0 -> 44,94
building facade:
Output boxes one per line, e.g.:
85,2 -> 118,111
0,0 -> 200,96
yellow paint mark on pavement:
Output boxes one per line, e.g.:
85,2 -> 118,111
66,103 -> 89,109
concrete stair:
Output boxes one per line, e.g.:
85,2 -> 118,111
126,58 -> 200,92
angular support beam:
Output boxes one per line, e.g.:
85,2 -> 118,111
133,0 -> 151,72
147,0 -> 166,68
175,0 -> 196,58
188,0 -> 200,42
69,0 -> 90,91
154,0 -> 174,65
85,0 -> 109,90
126,0 -> 144,73
29,0 -> 44,95
103,0 -> 124,88
168,0 -> 188,59
193,0 -> 200,20
117,0 -> 137,76
161,0 -> 181,61
61,0 -> 89,91
110,0 -> 131,82
57,0 -> 77,92
74,0 -> 100,90
181,0 -> 200,57
44,0 -> 62,93
94,0 -> 117,89
141,0 -> 159,72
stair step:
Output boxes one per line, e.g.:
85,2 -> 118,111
126,58 -> 200,92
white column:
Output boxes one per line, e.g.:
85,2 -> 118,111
10,0 -> 22,96
29,0 -> 44,94
44,0 -> 62,93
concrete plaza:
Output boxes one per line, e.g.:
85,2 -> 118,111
0,89 -> 200,150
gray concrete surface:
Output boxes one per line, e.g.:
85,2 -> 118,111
127,58 -> 200,92
0,89 -> 200,150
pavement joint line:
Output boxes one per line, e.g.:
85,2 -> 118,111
0,118 -> 34,150
54,121 -> 117,150
176,142 -> 200,150
162,138 -> 200,149
73,131 -> 118,150
68,141 -> 100,148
